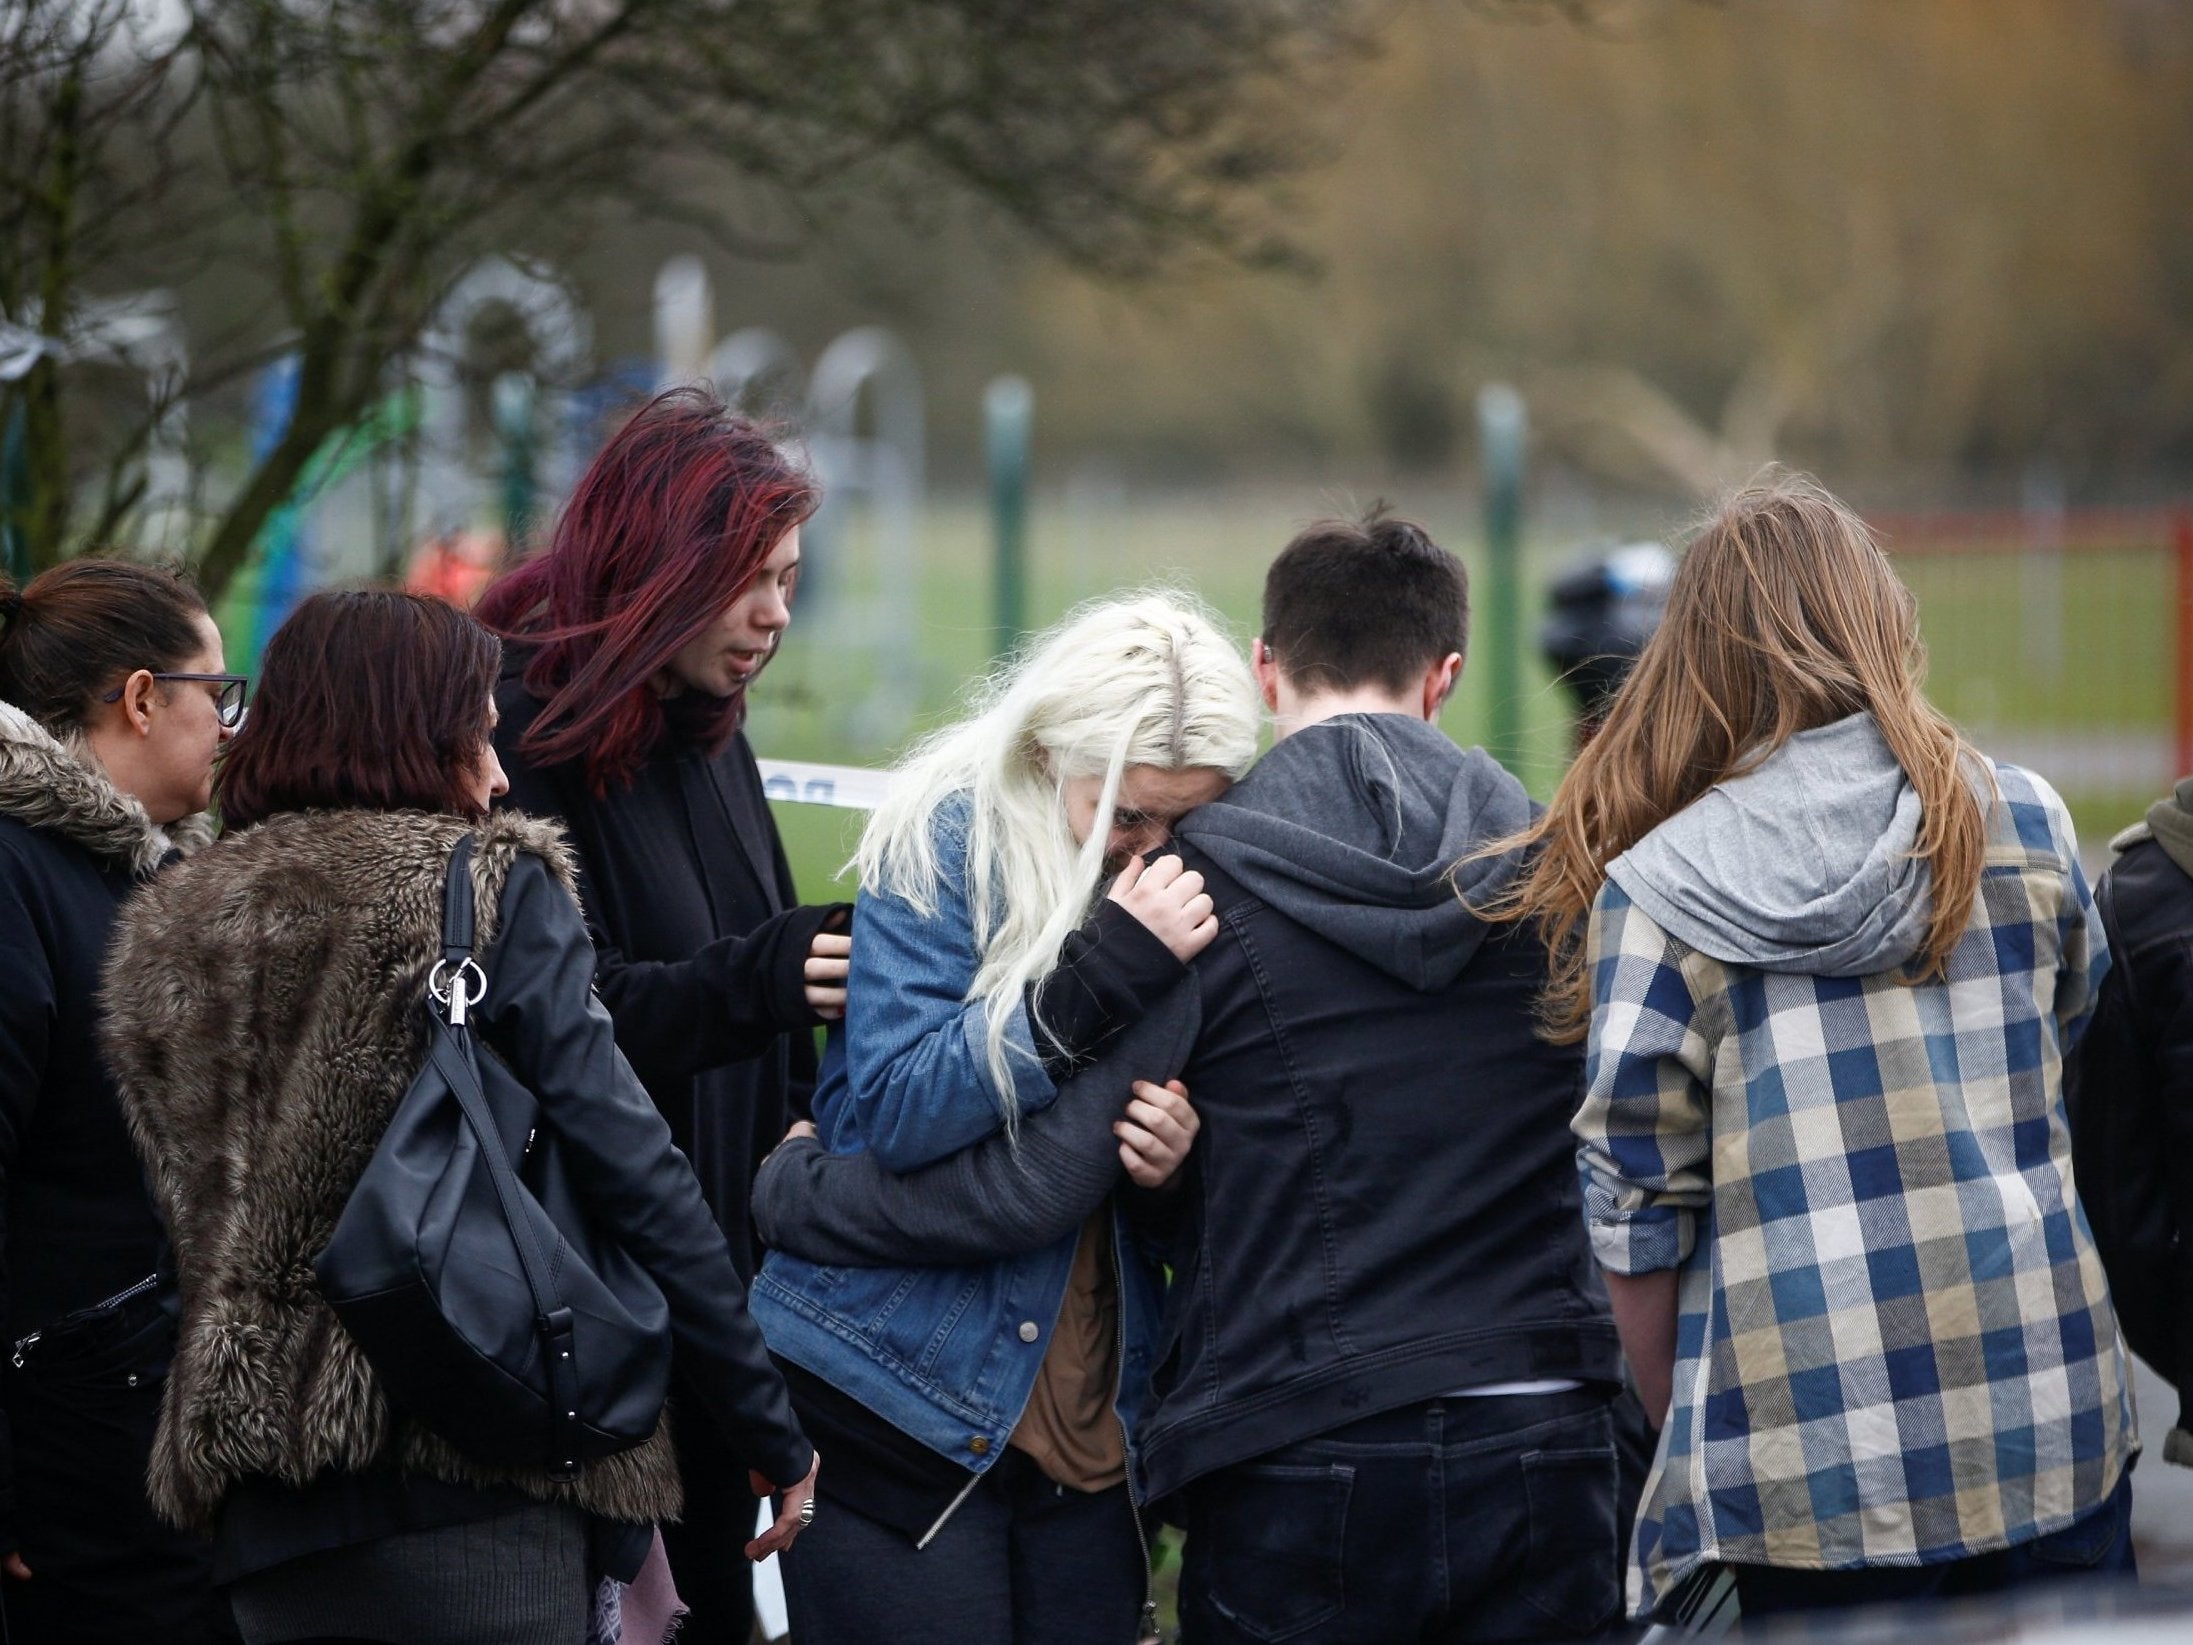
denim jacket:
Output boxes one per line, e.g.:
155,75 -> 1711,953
751,802 -> 1168,1478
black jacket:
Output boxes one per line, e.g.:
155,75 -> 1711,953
2066,829 -> 2193,1455
754,716 -> 1621,1504
0,701 -> 208,1565
492,666 -> 844,1274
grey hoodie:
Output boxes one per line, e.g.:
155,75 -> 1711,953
1607,711 -> 1932,976
1174,713 -> 1533,991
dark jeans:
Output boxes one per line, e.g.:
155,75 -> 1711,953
658,1397 -> 756,1645
1,1294 -> 223,1645
782,1448 -> 1146,1645
1726,1470 -> 2137,1619
1179,1388 -> 1623,1645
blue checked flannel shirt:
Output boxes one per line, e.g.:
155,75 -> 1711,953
1575,761 -> 2136,1619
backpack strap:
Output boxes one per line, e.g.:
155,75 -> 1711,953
427,835 -> 583,1481
430,836 -> 488,1027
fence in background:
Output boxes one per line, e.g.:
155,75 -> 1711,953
1869,506 -> 2193,808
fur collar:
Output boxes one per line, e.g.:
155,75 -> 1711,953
0,698 -> 212,873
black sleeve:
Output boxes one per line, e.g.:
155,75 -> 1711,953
772,829 -> 823,1126
2066,871 -> 2193,1407
480,853 -> 813,1487
0,865 -> 51,1558
1026,900 -> 1187,1083
2138,909 -> 2193,1414
495,751 -> 848,1085
751,983 -> 1201,1267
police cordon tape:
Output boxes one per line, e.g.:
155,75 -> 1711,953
754,758 -> 892,811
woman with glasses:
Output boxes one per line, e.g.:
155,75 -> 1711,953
0,560 -> 235,1645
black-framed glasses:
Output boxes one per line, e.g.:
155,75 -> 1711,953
101,672 -> 250,728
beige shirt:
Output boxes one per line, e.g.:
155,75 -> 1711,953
1008,1213 -> 1127,1492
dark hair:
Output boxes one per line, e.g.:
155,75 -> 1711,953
0,559 -> 209,734
217,591 -> 502,830
475,387 -> 819,794
1260,508 -> 1469,693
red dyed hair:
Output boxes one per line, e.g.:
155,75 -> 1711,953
218,591 -> 502,830
475,388 -> 819,793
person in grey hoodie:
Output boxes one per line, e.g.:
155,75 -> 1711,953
756,512 -> 1626,1644
1495,476 -> 2134,1628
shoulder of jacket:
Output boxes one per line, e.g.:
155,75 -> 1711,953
468,810 -> 580,950
1980,756 -> 2070,826
1593,880 -> 1728,1017
474,808 -> 576,882
2099,837 -> 2193,945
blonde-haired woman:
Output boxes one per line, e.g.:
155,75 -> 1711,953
753,593 -> 1260,1645
1496,476 -> 2136,1625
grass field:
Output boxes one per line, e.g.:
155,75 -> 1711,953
746,494 -> 2181,894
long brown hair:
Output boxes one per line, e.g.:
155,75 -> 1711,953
1489,473 -> 1986,1042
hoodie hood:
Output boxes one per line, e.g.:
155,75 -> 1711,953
0,699 -> 212,875
1607,711 -> 1930,976
1175,713 -> 1533,991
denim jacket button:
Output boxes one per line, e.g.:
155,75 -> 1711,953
1018,1320 -> 1040,1343
969,1435 -> 991,1455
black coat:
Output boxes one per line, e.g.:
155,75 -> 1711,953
0,702 -> 216,1638
0,800 -> 165,1358
2066,832 -> 2193,1446
1127,843 -> 1621,1500
492,670 -> 843,1275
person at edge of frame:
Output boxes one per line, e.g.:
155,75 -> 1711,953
2066,776 -> 2193,1476
751,594 -> 1260,1645
1497,473 -> 2137,1630
0,560 -> 237,1645
474,388 -> 852,1644
754,512 -> 1631,1644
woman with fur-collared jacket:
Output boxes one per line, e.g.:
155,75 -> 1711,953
0,560 -> 233,1645
101,590 -> 819,1645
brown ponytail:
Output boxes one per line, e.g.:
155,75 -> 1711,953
0,560 -> 209,736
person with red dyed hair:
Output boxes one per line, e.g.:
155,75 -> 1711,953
477,388 -> 851,1642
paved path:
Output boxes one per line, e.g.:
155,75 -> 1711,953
2131,1355 -> 2193,1593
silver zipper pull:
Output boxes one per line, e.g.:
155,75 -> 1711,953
11,1331 -> 37,1370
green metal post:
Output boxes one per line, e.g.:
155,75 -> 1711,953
1476,383 -> 1527,766
986,375 -> 1032,658
493,371 -> 538,554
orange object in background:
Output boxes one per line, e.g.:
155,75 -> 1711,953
404,529 -> 504,609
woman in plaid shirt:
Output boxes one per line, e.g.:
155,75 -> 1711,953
1489,475 -> 2137,1626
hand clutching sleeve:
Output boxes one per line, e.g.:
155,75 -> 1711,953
752,982 -> 1200,1267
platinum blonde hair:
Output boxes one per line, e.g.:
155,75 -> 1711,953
856,591 -> 1261,1126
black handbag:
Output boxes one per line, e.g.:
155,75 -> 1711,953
314,836 -> 671,1478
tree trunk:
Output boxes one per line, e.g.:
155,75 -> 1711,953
192,404 -> 335,603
